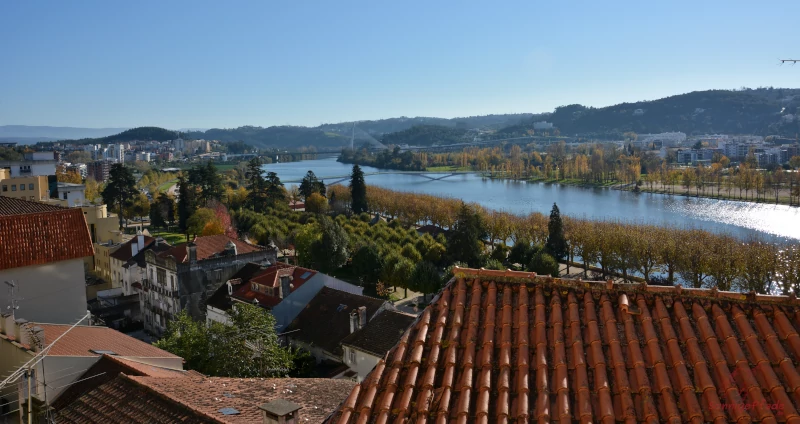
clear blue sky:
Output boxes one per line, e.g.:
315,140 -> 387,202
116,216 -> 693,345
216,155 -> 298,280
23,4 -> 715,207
1,0 -> 798,129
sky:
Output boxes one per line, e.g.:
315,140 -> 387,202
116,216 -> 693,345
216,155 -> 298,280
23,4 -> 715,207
1,0 -> 798,129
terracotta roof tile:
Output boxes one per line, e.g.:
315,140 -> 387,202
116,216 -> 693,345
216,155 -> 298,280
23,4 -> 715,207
325,267 -> 800,424
0,199 -> 94,271
58,375 -> 353,424
158,234 -> 262,263
34,323 -> 180,358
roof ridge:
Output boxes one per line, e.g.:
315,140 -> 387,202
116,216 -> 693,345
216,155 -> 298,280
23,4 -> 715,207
452,267 -> 800,307
120,374 -> 221,422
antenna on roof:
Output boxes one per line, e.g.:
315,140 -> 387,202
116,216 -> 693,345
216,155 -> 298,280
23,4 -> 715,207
4,281 -> 20,312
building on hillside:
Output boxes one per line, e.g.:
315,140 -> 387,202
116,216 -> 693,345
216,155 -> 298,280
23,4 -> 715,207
0,159 -> 57,177
0,319 -> 184,422
142,235 -> 277,335
0,169 -> 50,202
67,163 -> 88,179
56,375 -> 354,424
24,151 -> 57,161
109,233 -> 156,295
87,160 -> 111,182
339,310 -> 416,382
532,121 -> 554,130
284,287 -> 392,373
56,182 -> 86,206
206,262 -> 362,326
326,267 -> 800,423
0,197 -> 94,324
676,148 -> 715,164
637,132 -> 687,147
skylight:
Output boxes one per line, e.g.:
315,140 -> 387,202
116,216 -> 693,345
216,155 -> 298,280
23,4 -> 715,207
89,350 -> 118,355
219,407 -> 240,415
299,271 -> 312,279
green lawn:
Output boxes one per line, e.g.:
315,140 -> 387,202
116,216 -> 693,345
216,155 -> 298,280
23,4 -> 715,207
157,179 -> 177,193
148,230 -> 187,245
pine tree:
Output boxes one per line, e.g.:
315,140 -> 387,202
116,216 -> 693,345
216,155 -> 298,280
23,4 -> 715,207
447,202 -> 487,267
545,203 -> 568,261
299,171 -> 325,199
265,172 -> 286,206
350,164 -> 367,214
177,174 -> 196,235
101,163 -> 137,230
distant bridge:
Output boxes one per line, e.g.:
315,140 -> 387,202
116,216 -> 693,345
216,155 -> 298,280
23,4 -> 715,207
281,170 -> 478,185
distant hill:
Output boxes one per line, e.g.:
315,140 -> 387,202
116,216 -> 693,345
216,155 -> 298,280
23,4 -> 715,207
503,88 -> 800,138
0,125 -> 129,143
317,114 -> 536,140
184,126 -> 349,150
99,126 -> 183,143
380,125 -> 471,146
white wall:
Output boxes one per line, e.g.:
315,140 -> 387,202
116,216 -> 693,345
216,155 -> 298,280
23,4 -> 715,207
342,346 -> 381,383
0,259 -> 87,324
206,305 -> 231,326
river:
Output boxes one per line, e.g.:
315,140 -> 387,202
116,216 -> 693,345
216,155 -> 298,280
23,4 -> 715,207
264,155 -> 800,242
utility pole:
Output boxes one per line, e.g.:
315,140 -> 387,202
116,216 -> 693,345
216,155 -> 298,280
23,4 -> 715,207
26,369 -> 31,424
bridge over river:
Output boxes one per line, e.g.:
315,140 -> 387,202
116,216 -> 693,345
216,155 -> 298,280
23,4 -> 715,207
281,170 -> 479,185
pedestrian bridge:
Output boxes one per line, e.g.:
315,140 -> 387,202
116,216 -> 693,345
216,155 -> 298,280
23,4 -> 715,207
281,170 -> 476,185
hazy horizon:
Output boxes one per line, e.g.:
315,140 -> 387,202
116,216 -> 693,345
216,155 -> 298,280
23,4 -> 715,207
2,0 -> 798,129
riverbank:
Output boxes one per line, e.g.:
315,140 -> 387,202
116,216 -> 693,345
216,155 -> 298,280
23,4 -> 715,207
613,182 -> 799,206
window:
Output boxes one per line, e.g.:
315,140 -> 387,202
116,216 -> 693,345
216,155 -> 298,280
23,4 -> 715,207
10,185 -> 15,191
20,184 -> 25,191
1,185 -> 6,192
170,276 -> 175,290
63,192 -> 68,200
28,183 -> 33,190
251,283 -> 258,291
348,348 -> 357,364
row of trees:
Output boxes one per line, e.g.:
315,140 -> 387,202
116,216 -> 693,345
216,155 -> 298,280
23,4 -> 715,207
327,184 -> 799,295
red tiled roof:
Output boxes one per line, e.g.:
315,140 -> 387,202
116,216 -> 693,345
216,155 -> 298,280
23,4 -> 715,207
52,354 -> 195,411
232,263 -> 317,308
158,234 -> 262,263
327,267 -> 800,424
0,199 -> 94,271
286,287 -> 387,356
127,376 -> 355,423
57,375 -> 217,424
35,323 -> 180,358
109,235 -> 155,261
0,196 -> 67,215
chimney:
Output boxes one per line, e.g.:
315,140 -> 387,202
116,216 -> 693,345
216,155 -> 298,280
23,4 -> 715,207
30,326 -> 44,352
137,231 -> 145,251
259,399 -> 301,424
14,318 -> 28,346
279,276 -> 291,300
349,310 -> 358,334
358,306 -> 367,329
131,240 -> 139,258
188,242 -> 197,264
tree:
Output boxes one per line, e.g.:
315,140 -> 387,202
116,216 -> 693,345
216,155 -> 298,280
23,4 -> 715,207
305,192 -> 329,214
245,157 -> 268,212
411,261 -> 441,302
126,192 -> 151,228
350,164 -> 368,213
188,162 -> 223,205
154,304 -> 295,377
57,167 -> 83,184
101,163 -> 137,230
66,151 -> 92,164
84,177 -> 102,204
309,217 -> 349,272
352,245 -> 383,288
447,202 -> 488,267
210,201 -> 237,238
545,203 -> 568,261
177,174 -> 197,234
187,208 -> 219,237
149,197 -> 166,229
265,172 -> 287,207
299,171 -> 325,199
528,251 -> 559,277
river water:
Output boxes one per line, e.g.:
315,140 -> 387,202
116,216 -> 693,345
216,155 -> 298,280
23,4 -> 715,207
264,156 -> 800,242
